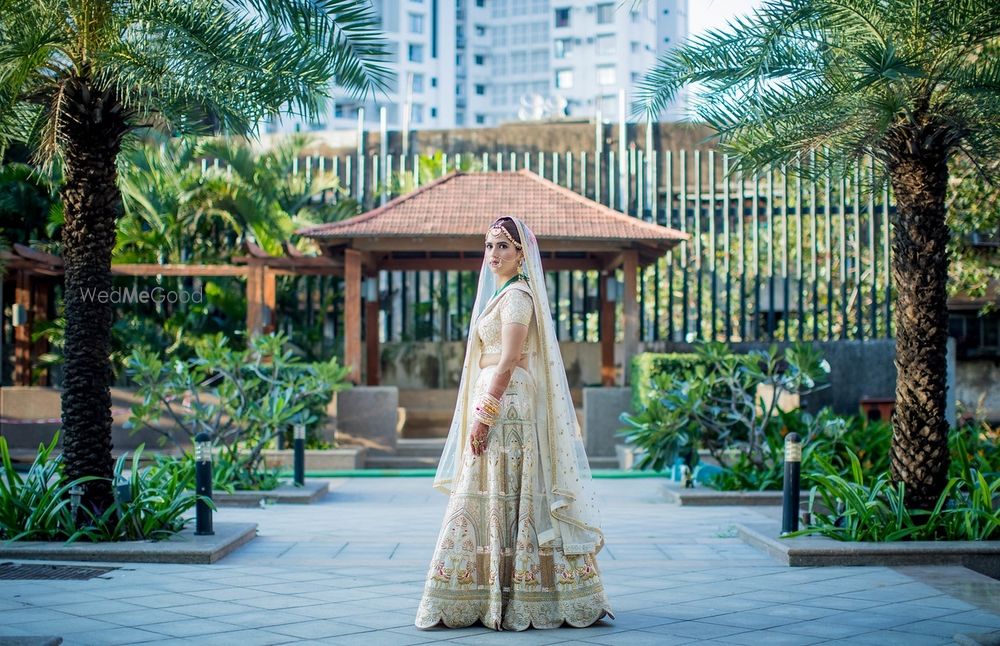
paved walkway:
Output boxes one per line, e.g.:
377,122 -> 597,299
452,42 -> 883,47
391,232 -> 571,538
2,477 -> 1000,645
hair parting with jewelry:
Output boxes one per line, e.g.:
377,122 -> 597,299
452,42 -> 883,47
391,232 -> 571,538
488,216 -> 522,249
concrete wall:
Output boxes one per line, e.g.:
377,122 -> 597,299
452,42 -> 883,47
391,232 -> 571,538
380,339 -> 977,425
381,341 -> 606,389
956,359 -> 1000,423
0,386 -> 341,451
0,386 -> 191,452
638,339 -> 959,424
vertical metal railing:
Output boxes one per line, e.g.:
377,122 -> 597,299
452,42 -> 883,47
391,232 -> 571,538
293,146 -> 894,345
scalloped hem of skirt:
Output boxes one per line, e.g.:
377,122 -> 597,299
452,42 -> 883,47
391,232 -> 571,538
415,608 -> 615,632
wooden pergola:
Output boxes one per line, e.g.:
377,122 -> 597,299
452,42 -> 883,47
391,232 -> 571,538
0,243 -> 342,386
298,169 -> 687,386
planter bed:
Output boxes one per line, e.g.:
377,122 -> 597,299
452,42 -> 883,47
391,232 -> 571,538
0,522 -> 257,564
210,480 -> 330,507
661,481 -> 809,506
737,521 -> 1000,579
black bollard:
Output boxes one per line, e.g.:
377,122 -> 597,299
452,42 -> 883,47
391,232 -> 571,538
781,432 -> 802,535
293,424 -> 306,487
194,432 -> 214,536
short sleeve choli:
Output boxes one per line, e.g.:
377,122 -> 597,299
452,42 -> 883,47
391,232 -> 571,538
477,288 -> 533,355
500,289 -> 533,326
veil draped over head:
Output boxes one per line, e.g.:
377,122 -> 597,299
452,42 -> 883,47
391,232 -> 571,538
432,216 -> 605,556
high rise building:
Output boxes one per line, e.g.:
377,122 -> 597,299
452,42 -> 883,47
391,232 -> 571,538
266,0 -> 686,133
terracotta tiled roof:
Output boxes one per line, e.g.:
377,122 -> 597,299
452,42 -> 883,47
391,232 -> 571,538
297,170 -> 687,244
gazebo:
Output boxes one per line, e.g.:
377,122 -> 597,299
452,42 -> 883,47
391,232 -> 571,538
297,169 -> 687,386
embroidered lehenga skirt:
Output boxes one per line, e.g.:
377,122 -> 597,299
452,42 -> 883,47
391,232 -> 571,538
415,365 -> 614,631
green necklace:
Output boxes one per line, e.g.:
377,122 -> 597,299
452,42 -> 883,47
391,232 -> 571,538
491,275 -> 521,300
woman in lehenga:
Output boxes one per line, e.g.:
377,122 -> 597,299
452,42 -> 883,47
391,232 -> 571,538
415,216 -> 614,631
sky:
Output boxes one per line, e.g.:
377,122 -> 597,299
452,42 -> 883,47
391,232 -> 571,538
687,0 -> 764,40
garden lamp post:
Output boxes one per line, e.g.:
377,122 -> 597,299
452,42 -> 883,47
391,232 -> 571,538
782,433 -> 802,535
194,432 -> 214,536
293,423 -> 306,487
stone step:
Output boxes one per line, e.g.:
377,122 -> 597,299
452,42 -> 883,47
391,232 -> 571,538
395,438 -> 447,458
365,455 -> 442,469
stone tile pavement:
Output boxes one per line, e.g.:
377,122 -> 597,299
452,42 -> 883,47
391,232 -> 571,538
2,477 -> 999,645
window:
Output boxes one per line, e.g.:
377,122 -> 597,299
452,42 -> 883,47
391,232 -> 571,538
474,54 -> 485,65
511,51 -> 527,73
412,103 -> 424,123
555,69 -> 573,88
430,107 -> 438,117
409,13 -> 424,33
475,114 -> 486,124
554,7 -> 570,27
408,44 -> 424,62
431,76 -> 437,87
554,37 -> 572,58
456,53 -> 464,66
631,72 -> 641,83
476,0 -> 485,5
411,73 -> 424,92
950,311 -> 1000,357
475,24 -> 487,36
492,25 -> 507,46
631,41 -> 640,53
530,48 -> 548,73
596,3 -> 614,24
597,64 -> 615,85
456,111 -> 465,125
595,33 -> 615,55
475,84 -> 486,95
630,9 -> 640,23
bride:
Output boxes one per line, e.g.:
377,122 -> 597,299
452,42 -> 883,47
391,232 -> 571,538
415,216 -> 614,631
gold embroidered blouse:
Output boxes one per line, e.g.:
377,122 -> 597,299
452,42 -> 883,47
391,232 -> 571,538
477,288 -> 533,355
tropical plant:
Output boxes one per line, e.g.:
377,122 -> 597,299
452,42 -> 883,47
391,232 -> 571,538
380,151 -> 484,198
794,444 -> 1000,542
0,433 -> 204,543
0,0 -> 389,516
639,0 -> 1000,509
0,161 -> 62,247
116,136 -> 360,264
126,332 -> 351,490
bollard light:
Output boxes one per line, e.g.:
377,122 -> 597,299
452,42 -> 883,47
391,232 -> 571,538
194,432 -> 214,536
293,423 -> 306,487
69,485 -> 84,521
781,432 -> 802,535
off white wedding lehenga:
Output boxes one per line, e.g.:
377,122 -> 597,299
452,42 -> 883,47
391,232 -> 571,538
415,217 -> 614,631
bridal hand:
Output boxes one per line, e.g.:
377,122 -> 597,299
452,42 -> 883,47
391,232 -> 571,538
470,421 -> 489,456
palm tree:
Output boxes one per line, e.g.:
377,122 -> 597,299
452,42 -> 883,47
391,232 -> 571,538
0,0 -> 389,516
638,0 -> 1000,509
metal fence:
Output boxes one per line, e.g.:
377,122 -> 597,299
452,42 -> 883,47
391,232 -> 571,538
284,147 -> 895,345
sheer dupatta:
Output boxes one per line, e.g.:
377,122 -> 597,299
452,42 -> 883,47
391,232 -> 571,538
432,216 -> 605,556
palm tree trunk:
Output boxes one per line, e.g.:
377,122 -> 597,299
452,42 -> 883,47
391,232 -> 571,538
59,76 -> 129,516
887,147 -> 951,510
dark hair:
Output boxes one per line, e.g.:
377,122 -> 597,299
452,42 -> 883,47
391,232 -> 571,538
490,217 -> 522,245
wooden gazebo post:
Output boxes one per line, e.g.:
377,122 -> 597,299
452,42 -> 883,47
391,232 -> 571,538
622,250 -> 639,385
344,248 -> 362,384
599,269 -> 616,387
364,268 -> 380,385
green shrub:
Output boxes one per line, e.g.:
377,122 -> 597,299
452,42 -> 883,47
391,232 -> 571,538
127,331 -> 350,490
791,440 -> 1000,542
622,341 -> 831,485
0,433 -> 205,543
630,351 -> 710,412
